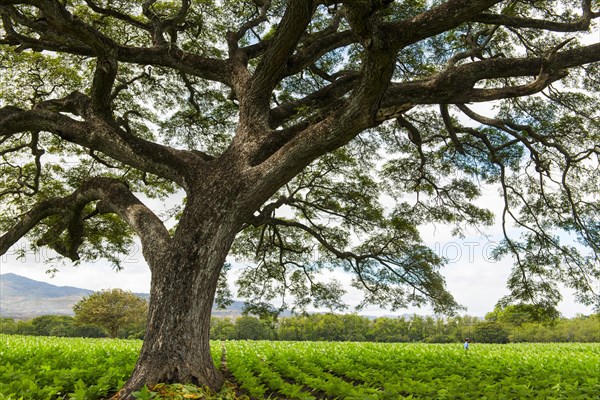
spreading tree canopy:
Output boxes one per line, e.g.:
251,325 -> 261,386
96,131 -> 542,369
1,0 -> 599,396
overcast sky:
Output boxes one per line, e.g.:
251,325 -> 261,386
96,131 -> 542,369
2,15 -> 598,320
3,75 -> 600,320
1,186 -> 595,318
1,133 -> 598,319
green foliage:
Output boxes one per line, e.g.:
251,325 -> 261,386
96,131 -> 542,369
1,335 -> 599,399
225,340 -> 600,400
73,289 -> 148,338
486,303 -> 561,327
132,385 -> 157,400
473,321 -> 510,344
234,144 -> 462,315
214,262 -> 234,310
68,379 -> 89,400
0,315 -> 105,338
0,48 -> 87,107
210,312 -> 599,343
0,335 -> 139,399
209,317 -> 236,340
234,316 -> 273,340
0,0 -> 598,327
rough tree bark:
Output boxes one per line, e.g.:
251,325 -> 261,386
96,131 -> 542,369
1,0 -> 599,398
122,228 -> 230,394
119,163 -> 256,394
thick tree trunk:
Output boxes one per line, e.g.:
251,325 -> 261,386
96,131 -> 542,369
117,197 -> 241,399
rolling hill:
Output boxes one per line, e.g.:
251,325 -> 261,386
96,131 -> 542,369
0,273 -> 94,318
0,273 -> 245,319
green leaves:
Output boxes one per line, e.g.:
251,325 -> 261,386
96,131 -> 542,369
0,335 -> 140,399
1,0 -> 599,344
132,385 -> 157,400
0,48 -> 86,107
73,288 -> 148,338
2,335 -> 599,399
224,340 -> 600,400
233,135 -> 469,314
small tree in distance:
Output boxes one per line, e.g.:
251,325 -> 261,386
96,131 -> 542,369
73,289 -> 148,339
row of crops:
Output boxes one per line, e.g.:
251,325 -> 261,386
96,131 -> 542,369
224,341 -> 600,399
0,335 -> 139,399
1,334 -> 599,399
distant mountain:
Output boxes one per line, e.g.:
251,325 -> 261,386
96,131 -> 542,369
0,273 -> 245,319
0,273 -> 94,319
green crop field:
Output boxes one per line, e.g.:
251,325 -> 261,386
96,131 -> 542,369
1,335 -> 598,399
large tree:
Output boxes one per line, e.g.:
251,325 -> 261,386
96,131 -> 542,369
1,0 -> 599,396
73,288 -> 148,338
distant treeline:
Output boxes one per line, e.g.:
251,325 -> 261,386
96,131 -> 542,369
0,315 -> 145,339
2,312 -> 598,343
1,316 -> 107,338
211,313 -> 599,343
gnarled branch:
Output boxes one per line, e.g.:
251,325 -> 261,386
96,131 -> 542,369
0,177 -> 171,264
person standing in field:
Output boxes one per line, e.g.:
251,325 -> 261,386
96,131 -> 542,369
464,338 -> 471,350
